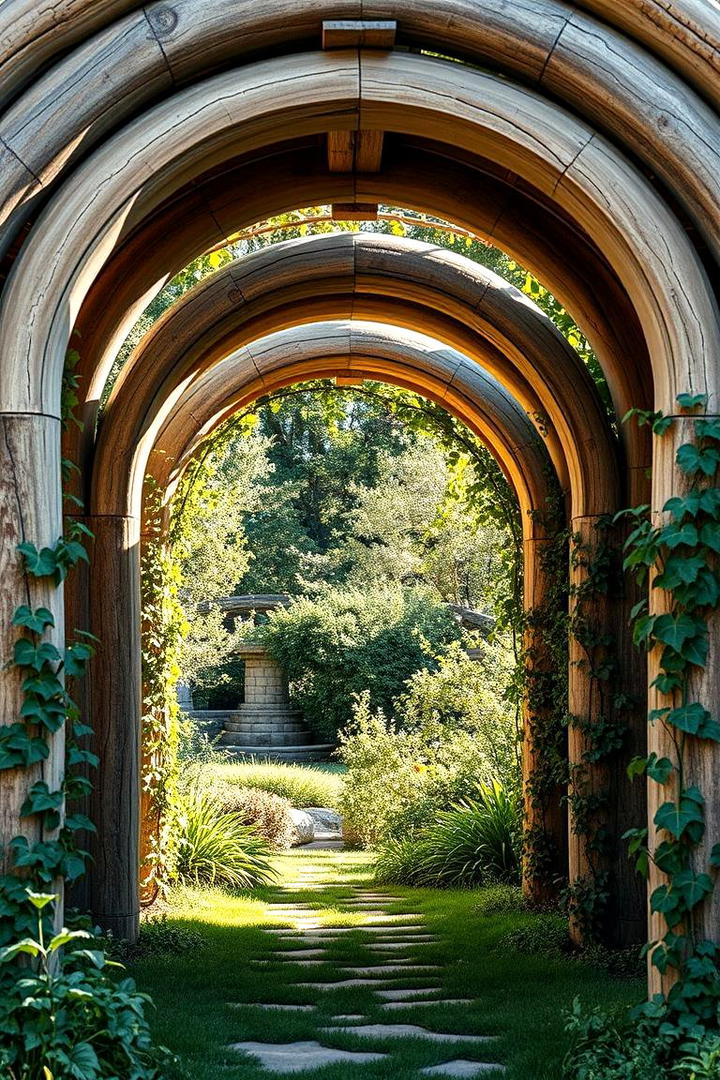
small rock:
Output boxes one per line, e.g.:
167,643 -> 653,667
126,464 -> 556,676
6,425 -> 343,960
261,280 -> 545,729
290,810 -> 316,845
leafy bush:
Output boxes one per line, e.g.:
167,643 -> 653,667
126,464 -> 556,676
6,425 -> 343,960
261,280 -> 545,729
209,781 -> 297,848
374,782 -> 522,887
562,1000 -> 720,1079
260,584 -> 462,739
498,913 -> 571,959
175,790 -> 277,888
203,760 -> 343,809
0,891 -> 171,1080
106,914 -> 206,963
338,640 -> 520,846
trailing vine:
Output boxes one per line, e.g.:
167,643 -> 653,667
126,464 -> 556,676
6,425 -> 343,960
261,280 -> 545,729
621,393 -> 720,1027
521,475 -> 571,901
563,517 -> 635,941
0,351 -> 96,943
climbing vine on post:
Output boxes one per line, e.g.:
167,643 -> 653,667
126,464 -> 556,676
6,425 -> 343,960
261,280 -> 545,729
564,518 -> 634,942
622,393 -> 720,1024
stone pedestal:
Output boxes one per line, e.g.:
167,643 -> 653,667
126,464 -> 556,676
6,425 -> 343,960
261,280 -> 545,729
219,644 -> 333,761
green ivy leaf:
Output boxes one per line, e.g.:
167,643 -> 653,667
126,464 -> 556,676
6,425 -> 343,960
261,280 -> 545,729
653,613 -> 703,651
666,702 -> 711,735
20,782 -> 64,818
677,443 -> 720,477
647,756 -> 675,784
654,796 -> 705,841
673,869 -> 713,909
677,393 -> 709,410
11,606 -> 55,634
17,543 -> 59,579
654,554 -> 706,590
659,522 -> 699,549
699,521 -> 720,553
709,843 -> 720,868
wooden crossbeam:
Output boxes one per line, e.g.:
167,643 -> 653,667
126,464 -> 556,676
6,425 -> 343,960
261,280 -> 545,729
322,20 -> 397,49
331,203 -> 379,221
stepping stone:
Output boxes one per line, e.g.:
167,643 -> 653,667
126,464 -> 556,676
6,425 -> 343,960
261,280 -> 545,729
382,999 -> 474,1011
294,979 -> 388,989
368,942 -> 428,952
320,1024 -> 493,1044
340,965 -> 441,975
229,1003 -> 316,1012
271,950 -> 330,959
421,1062 -> 505,1076
229,1040 -> 387,1072
376,988 -> 444,1001
331,1014 -> 367,1023
364,914 -> 424,923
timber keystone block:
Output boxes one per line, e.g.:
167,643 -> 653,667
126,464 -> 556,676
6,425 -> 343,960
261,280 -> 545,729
322,20 -> 397,50
332,202 -> 378,220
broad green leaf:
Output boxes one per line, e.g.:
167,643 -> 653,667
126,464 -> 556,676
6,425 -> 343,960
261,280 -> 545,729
26,890 -> 56,910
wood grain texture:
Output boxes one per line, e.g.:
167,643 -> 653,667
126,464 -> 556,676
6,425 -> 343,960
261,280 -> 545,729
89,233 -> 617,524
86,513 -> 141,941
0,415 -> 64,869
1,0 -> 720,269
1,50 -> 716,430
66,143 -> 650,505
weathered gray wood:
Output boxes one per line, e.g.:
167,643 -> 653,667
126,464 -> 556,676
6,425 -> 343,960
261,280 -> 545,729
323,19 -> 397,48
0,414 -> 64,866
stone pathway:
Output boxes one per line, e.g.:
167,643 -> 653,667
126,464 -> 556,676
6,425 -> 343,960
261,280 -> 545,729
227,860 -> 506,1076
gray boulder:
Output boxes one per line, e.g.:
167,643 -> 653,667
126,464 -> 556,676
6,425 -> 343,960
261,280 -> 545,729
289,808 -> 315,845
304,807 -> 343,837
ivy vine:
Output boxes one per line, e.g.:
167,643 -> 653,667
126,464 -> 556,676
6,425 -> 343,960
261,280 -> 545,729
622,393 -> 720,1029
0,353 -> 96,943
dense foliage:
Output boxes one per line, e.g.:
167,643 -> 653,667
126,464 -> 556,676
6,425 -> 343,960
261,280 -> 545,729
374,782 -> 522,888
259,584 -> 462,740
0,892 -> 170,1080
200,760 -> 343,810
337,638 -> 519,845
174,789 -> 277,889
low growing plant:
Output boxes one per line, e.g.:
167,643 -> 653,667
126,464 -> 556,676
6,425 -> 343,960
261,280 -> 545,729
209,781 -> 297,849
374,782 -> 522,887
0,891 -> 171,1080
202,760 -> 343,809
175,789 -> 277,889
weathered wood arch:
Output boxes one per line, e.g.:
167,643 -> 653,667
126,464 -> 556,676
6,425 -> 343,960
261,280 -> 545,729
1,1 -> 719,263
87,315 -> 564,936
0,2 -> 718,998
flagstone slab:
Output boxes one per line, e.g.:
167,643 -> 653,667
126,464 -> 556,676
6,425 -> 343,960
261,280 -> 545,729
382,999 -> 474,1011
229,1040 -> 387,1072
271,949 -> 330,959
229,1003 -> 316,1012
294,979 -> 388,989
339,965 -> 441,975
330,1014 -> 367,1022
375,988 -> 445,1000
320,1024 -> 492,1044
420,1061 -> 505,1076
368,941 -> 434,951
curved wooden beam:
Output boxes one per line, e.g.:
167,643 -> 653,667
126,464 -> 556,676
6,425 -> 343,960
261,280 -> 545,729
90,233 -> 618,523
1,50 -> 716,424
1,0 -> 719,265
69,145 -> 650,501
152,320 -> 551,521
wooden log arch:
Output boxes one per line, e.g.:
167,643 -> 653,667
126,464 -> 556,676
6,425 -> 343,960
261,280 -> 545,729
89,316 -> 563,937
0,5 -> 718,995
1,1 -> 720,264
83,235 -> 641,940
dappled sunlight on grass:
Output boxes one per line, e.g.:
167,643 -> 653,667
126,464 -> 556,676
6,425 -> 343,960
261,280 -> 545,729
131,849 -> 643,1080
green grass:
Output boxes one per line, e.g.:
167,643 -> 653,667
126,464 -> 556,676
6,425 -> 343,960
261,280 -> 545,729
129,850 -> 643,1079
202,760 -> 345,809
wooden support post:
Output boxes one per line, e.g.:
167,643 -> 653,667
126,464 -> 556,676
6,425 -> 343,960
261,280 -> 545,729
522,533 -> 569,906
0,414 -> 65,911
85,513 -> 141,942
567,514 -> 647,946
647,417 -> 720,994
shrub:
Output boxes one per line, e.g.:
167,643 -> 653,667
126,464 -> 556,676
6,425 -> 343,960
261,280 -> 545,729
562,1000 -> 720,1079
209,781 -> 297,848
106,914 -> 207,963
0,891 -> 171,1079
203,760 -> 343,809
260,584 -> 462,739
374,782 -> 522,887
475,884 -> 526,917
175,790 -> 277,888
498,913 -> 571,958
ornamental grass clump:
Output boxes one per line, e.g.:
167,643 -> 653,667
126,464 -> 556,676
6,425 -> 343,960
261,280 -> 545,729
374,781 -> 522,888
204,759 -> 343,809
175,790 -> 277,889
